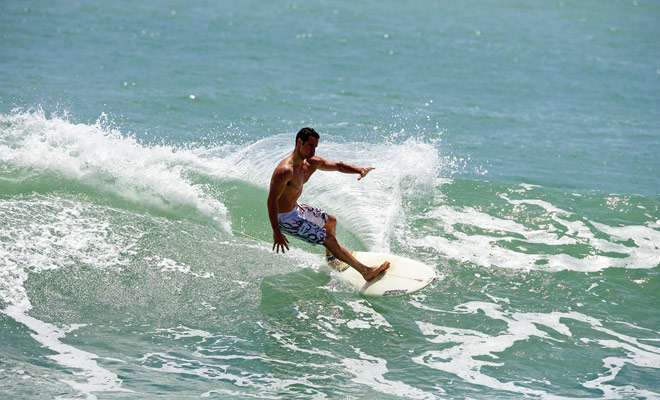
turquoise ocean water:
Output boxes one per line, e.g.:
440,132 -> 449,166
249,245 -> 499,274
2,1 -> 660,398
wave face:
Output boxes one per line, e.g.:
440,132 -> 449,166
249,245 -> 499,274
1,110 -> 659,399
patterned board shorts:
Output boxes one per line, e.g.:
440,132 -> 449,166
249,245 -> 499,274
278,203 -> 329,245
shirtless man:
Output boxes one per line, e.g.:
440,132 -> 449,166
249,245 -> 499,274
267,127 -> 390,282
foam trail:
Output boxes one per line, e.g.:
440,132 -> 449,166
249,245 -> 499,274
341,348 -> 437,399
413,302 -> 660,399
0,196 -> 134,398
582,323 -> 660,398
2,304 -> 132,399
139,348 -> 332,398
411,199 -> 660,272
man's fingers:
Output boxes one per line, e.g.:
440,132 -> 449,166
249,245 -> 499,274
358,167 -> 374,180
274,241 -> 289,254
273,233 -> 289,253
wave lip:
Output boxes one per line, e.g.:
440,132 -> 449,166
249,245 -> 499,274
0,109 -> 230,230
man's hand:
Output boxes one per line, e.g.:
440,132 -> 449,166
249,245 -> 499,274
358,167 -> 375,180
273,231 -> 290,254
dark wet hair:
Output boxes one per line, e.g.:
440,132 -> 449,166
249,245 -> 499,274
295,127 -> 320,145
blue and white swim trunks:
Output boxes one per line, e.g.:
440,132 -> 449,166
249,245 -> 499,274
278,203 -> 329,245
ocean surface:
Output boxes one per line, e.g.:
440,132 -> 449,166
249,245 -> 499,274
1,1 -> 659,398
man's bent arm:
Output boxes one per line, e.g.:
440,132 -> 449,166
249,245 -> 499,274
267,193 -> 281,234
267,169 -> 290,253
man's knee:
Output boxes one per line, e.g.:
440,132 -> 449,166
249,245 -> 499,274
323,231 -> 338,247
325,214 -> 337,228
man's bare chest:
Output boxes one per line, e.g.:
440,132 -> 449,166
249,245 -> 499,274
290,164 -> 313,186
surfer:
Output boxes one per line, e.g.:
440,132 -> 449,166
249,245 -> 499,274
267,127 -> 390,282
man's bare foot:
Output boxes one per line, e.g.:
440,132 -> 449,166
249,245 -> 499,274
326,254 -> 343,269
363,261 -> 390,282
328,258 -> 343,269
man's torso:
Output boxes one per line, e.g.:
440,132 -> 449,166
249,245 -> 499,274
276,156 -> 321,213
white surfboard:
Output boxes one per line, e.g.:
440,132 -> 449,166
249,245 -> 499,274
332,252 -> 436,297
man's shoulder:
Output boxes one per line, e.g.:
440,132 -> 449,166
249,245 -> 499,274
307,156 -> 325,167
272,159 -> 294,179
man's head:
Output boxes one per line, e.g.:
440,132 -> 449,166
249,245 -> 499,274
295,127 -> 320,159
295,127 -> 320,145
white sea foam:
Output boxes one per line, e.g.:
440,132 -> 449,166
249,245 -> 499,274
308,138 -> 442,250
155,325 -> 215,340
0,195 -> 134,398
411,199 -> 660,272
315,313 -> 347,340
413,301 -> 660,399
341,347 -> 438,399
140,346 -> 334,398
578,320 -> 660,398
139,352 -> 257,388
345,300 -> 391,330
2,305 -> 132,399
153,257 -> 214,278
501,194 -> 572,216
0,195 -> 133,307
519,183 -> 541,191
0,110 -> 230,230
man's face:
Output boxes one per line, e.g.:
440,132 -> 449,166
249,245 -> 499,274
299,137 -> 318,159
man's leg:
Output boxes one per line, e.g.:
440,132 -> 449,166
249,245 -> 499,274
323,215 -> 339,265
323,230 -> 390,282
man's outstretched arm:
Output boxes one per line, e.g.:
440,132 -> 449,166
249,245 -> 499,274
315,157 -> 374,180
